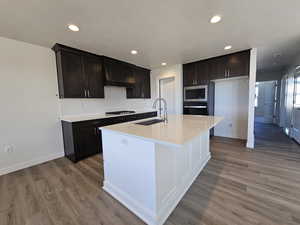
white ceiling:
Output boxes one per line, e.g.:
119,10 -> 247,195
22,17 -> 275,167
1,0 -> 300,70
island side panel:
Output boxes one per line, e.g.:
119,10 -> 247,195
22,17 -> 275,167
101,130 -> 157,224
154,130 -> 210,225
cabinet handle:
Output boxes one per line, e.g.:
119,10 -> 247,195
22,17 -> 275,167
84,89 -> 87,97
227,69 -> 230,78
88,89 -> 90,98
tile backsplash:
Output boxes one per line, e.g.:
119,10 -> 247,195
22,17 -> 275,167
59,86 -> 153,116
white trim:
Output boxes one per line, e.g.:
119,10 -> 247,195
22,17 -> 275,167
211,75 -> 249,82
151,64 -> 183,115
247,48 -> 257,149
0,152 -> 64,176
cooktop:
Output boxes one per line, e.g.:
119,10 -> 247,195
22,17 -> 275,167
105,110 -> 136,115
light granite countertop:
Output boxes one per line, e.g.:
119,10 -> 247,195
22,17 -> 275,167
61,110 -> 157,122
101,115 -> 223,146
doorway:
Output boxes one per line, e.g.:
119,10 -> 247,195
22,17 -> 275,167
254,81 -> 277,124
254,79 -> 300,152
159,77 -> 176,115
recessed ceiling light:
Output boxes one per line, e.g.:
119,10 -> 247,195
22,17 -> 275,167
161,62 -> 167,66
131,50 -> 138,55
68,24 -> 79,32
224,45 -> 232,50
210,15 -> 222,24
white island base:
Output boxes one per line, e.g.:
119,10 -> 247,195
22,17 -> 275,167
102,129 -> 211,225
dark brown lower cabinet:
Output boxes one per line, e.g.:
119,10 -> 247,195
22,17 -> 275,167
61,111 -> 157,162
73,124 -> 101,160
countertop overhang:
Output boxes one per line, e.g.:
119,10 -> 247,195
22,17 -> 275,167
101,115 -> 223,147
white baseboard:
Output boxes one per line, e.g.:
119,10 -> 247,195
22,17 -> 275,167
0,151 -> 64,176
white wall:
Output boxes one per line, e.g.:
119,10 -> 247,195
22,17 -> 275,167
150,64 -> 183,115
214,78 -> 249,139
256,69 -> 283,82
0,37 -> 64,175
247,48 -> 257,148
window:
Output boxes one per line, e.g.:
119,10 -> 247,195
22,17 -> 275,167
295,76 -> 300,107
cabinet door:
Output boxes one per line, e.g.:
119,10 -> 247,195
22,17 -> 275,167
124,65 -> 135,85
183,63 -> 197,86
60,51 -> 86,98
83,55 -> 104,98
73,125 -> 101,161
227,50 -> 250,78
140,69 -> 151,98
126,67 -> 151,98
195,61 -> 209,85
208,56 -> 227,80
126,67 -> 139,98
103,57 -> 127,84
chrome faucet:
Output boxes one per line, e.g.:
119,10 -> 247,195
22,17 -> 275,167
152,98 -> 168,123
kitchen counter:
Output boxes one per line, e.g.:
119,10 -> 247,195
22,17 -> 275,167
60,110 -> 157,122
101,114 -> 222,147
101,114 -> 222,225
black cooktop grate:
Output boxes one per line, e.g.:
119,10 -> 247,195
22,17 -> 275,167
105,110 -> 136,115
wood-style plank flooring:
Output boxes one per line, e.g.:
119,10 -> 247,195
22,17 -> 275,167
255,122 -> 300,153
1,137 -> 300,225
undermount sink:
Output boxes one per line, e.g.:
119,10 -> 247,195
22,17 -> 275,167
135,119 -> 164,126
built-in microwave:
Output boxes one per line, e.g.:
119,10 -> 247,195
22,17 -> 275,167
184,85 -> 208,102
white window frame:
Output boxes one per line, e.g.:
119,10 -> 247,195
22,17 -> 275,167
295,75 -> 300,108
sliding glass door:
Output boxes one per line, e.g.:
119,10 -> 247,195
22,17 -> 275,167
292,70 -> 300,143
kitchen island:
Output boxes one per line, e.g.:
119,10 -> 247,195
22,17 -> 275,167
101,115 -> 222,225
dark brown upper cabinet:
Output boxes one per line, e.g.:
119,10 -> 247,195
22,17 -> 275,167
209,50 -> 250,80
208,55 -> 228,80
53,44 -> 104,98
55,50 -> 86,98
102,57 -> 135,87
226,50 -> 250,78
183,60 -> 210,86
126,66 -> 151,98
53,44 -> 151,99
140,68 -> 151,98
195,60 -> 210,85
183,49 -> 250,87
82,55 -> 104,98
183,63 -> 197,86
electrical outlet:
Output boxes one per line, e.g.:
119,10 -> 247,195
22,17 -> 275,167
4,145 -> 14,153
